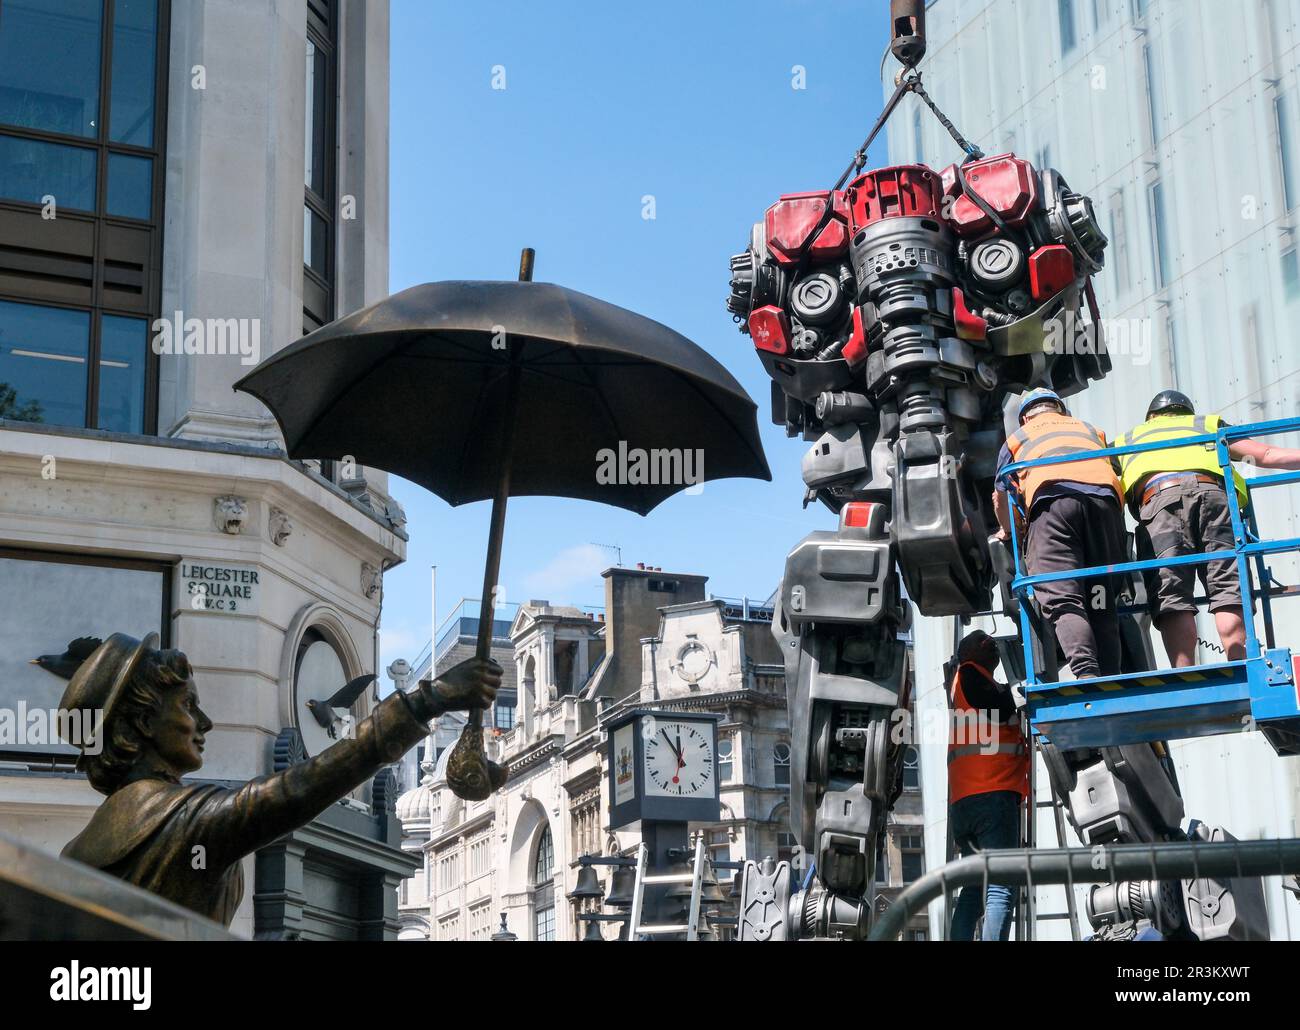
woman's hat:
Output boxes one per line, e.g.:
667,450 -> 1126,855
57,632 -> 158,767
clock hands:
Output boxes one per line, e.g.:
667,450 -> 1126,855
660,728 -> 687,785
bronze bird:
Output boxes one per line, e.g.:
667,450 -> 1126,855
30,636 -> 104,680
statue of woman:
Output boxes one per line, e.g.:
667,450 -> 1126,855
55,632 -> 500,926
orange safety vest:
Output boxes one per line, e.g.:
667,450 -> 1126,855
947,661 -> 1030,804
1005,412 -> 1121,510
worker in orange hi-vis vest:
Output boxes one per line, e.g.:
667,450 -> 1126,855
947,630 -> 1029,941
992,388 -> 1127,680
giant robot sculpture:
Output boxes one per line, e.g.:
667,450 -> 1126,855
726,1 -> 1265,941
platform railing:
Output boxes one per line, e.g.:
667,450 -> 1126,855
996,414 -> 1300,693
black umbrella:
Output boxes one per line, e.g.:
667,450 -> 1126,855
235,250 -> 770,799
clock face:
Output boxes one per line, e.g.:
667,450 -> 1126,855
644,720 -> 714,798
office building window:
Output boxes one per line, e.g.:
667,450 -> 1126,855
1059,0 -> 1077,53
1283,247 -> 1299,302
1143,43 -> 1161,148
304,0 -> 336,334
773,742 -> 791,786
0,0 -> 167,434
1148,180 -> 1172,288
901,834 -> 924,883
1276,91 -> 1298,213
912,108 -> 923,164
532,825 -> 555,941
1109,188 -> 1130,294
717,734 -> 733,783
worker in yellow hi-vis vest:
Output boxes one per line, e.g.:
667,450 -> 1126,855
1114,390 -> 1300,666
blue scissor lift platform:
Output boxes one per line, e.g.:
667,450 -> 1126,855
1001,415 -> 1300,757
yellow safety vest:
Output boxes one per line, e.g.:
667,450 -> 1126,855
1112,413 -> 1248,509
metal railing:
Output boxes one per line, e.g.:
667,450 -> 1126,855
869,836 -> 1300,941
997,414 -> 1300,692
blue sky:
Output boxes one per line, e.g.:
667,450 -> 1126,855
380,1 -> 892,676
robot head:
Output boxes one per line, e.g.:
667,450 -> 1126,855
727,154 -> 1109,442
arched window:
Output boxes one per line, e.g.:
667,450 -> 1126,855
532,825 -> 555,941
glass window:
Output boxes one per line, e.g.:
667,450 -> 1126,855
875,836 -> 888,883
106,152 -> 152,219
1143,44 -> 1161,147
1276,91 -> 1298,213
97,314 -> 146,433
305,37 -> 328,195
717,735 -> 733,782
1149,180 -> 1171,288
304,206 -> 329,276
493,691 -> 516,731
0,1 -> 165,436
773,742 -> 791,786
108,0 -> 158,145
0,0 -> 102,138
0,132 -> 96,210
901,834 -> 924,883
533,826 -> 554,883
533,825 -> 555,941
534,904 -> 555,942
903,745 -> 920,790
1283,247 -> 1299,302
776,830 -> 797,867
0,550 -> 167,758
706,828 -> 730,867
0,299 -> 90,426
1109,188 -> 1130,294
1059,0 -> 1076,53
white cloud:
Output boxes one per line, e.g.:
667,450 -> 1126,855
520,543 -> 611,601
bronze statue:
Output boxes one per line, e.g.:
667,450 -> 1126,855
53,632 -> 500,926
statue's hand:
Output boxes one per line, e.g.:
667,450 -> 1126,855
422,657 -> 502,715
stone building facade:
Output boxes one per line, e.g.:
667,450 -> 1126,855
0,0 -> 408,939
394,565 -> 930,940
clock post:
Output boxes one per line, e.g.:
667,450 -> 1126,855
606,709 -> 722,939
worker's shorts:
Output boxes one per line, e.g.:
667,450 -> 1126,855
1135,479 -> 1242,616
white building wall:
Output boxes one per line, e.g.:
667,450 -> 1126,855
885,0 -> 1300,938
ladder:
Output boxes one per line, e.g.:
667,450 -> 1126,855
1027,740 -> 1083,941
625,835 -> 707,940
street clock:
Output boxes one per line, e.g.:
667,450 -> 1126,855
607,709 -> 722,828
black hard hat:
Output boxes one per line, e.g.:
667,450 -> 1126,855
1147,389 -> 1194,418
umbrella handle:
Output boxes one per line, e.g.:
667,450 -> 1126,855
446,249 -> 532,801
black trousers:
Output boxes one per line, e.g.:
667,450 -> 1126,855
1025,491 -> 1126,679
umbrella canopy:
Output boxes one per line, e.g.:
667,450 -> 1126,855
233,280 -> 770,513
